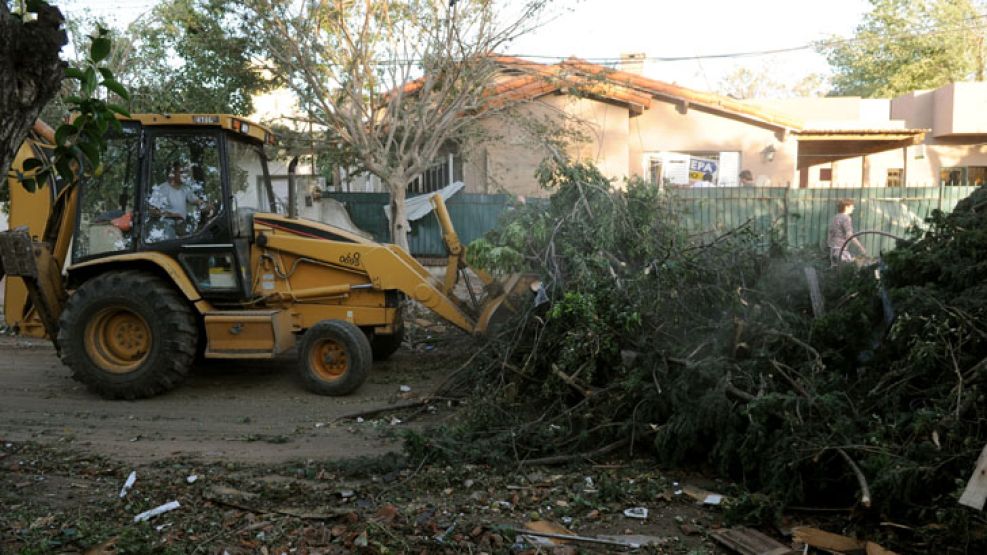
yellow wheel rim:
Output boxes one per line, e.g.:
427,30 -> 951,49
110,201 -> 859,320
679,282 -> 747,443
84,306 -> 151,374
310,339 -> 349,382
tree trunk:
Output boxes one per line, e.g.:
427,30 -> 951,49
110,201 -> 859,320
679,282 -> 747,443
386,179 -> 411,252
0,2 -> 66,178
978,34 -> 985,82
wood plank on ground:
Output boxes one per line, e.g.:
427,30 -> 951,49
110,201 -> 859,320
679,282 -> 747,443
710,527 -> 796,555
959,441 -> 987,510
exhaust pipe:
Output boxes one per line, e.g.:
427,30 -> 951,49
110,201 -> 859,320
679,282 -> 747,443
287,156 -> 300,219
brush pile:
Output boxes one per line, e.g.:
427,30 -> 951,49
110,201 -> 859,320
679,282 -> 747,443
412,160 -> 987,549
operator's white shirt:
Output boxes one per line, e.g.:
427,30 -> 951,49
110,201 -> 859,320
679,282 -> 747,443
150,182 -> 196,216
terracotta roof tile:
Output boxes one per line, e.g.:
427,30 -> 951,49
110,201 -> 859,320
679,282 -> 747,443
390,55 -> 805,129
558,57 -> 803,130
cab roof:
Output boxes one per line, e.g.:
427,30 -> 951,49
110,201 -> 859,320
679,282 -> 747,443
118,114 -> 276,145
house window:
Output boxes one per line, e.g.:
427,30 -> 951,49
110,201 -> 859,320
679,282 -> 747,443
819,168 -> 833,182
644,151 -> 741,187
886,168 -> 903,187
968,167 -> 987,186
941,166 -> 987,186
648,158 -> 663,187
409,152 -> 463,194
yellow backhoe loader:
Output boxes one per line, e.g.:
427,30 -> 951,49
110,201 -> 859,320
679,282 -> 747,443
0,114 -> 529,399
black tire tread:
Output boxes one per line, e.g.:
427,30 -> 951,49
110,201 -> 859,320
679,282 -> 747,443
298,320 -> 372,396
371,326 -> 404,361
57,270 -> 198,400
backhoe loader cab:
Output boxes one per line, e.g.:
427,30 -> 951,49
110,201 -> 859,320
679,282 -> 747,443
1,114 -> 532,400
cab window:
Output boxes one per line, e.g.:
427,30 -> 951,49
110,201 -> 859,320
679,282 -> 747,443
74,125 -> 139,260
143,134 -> 222,244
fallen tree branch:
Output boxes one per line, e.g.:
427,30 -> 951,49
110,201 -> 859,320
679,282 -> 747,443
836,448 -> 872,508
552,364 -> 593,397
724,375 -> 756,402
520,438 -> 629,466
332,399 -> 428,422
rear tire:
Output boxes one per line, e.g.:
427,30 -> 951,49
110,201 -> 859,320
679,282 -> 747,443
57,270 -> 198,399
371,326 -> 404,361
298,320 -> 372,396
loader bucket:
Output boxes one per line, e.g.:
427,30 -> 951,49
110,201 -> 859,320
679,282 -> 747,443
475,273 -> 540,335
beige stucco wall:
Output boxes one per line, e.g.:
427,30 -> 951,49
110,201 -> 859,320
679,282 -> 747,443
891,90 -> 935,130
628,101 -> 798,187
932,82 -> 987,136
809,143 -> 987,188
556,95 -> 631,181
463,94 -> 633,197
461,100 -> 558,197
466,93 -> 801,196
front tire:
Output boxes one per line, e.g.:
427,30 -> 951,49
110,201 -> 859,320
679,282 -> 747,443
298,320 -> 372,396
57,271 -> 198,399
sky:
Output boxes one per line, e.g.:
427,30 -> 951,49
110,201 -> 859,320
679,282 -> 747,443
58,0 -> 872,90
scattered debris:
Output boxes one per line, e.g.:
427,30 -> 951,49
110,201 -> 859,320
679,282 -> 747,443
118,471 -> 136,499
332,399 -> 427,422
514,523 -> 666,549
519,520 -> 575,546
711,526 -> 796,555
622,507 -> 648,519
186,474 -> 198,484
399,385 -> 412,393
597,534 -> 670,548
682,484 -> 727,506
83,537 -> 118,554
133,500 -> 180,523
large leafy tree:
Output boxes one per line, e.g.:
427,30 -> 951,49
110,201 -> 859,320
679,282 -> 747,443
243,0 -> 547,251
124,0 -> 274,114
0,0 -> 66,178
820,0 -> 985,97
1,1 -> 129,214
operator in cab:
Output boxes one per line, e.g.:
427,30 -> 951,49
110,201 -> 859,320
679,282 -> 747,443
147,161 -> 206,239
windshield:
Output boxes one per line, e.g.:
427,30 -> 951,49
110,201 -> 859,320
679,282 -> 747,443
228,136 -> 274,213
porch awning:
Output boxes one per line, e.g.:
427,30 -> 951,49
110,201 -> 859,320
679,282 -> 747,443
794,128 -> 928,170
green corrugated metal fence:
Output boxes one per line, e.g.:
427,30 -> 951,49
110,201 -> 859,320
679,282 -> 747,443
325,192 -> 520,256
327,186 -> 980,258
667,186 -> 978,255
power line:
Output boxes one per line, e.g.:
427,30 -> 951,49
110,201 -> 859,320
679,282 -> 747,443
288,11 -> 987,69
509,12 -> 987,65
55,3 -> 987,67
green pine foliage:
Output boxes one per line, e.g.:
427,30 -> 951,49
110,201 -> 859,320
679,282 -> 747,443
409,160 -> 987,551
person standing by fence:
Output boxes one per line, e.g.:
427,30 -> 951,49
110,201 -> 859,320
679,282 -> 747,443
739,169 -> 754,186
828,198 -> 867,265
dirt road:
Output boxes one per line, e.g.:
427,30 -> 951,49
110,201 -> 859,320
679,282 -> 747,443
0,336 -> 458,464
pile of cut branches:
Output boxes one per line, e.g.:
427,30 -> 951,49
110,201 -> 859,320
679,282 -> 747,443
408,160 -> 987,550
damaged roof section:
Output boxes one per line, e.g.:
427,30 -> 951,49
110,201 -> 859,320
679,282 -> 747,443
489,55 -> 804,131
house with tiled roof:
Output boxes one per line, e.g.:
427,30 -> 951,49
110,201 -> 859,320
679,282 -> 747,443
353,56 -> 987,197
